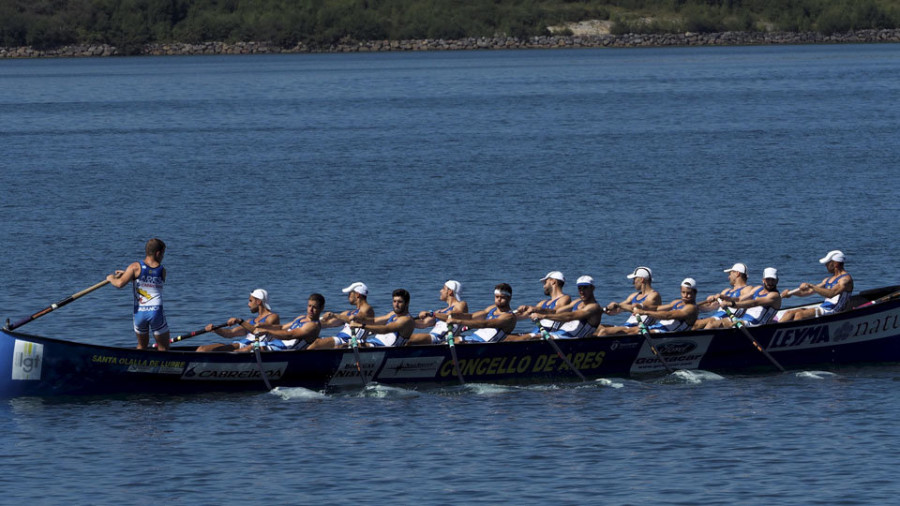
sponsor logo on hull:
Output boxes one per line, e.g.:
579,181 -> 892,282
181,362 -> 288,381
327,352 -> 386,386
377,356 -> 445,379
630,336 -> 712,374
768,309 -> 900,350
12,340 -> 43,381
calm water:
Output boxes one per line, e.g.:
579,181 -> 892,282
1,44 -> 899,504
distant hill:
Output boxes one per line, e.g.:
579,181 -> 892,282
2,0 -> 899,54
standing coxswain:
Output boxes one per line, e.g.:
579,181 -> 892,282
106,238 -> 170,351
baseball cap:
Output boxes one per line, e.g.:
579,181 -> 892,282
681,278 -> 698,291
763,267 -> 778,280
576,275 -> 594,286
819,250 -> 845,264
250,288 -> 271,310
444,280 -> 462,298
341,282 -> 368,296
627,266 -> 652,280
540,271 -> 565,283
724,263 -> 748,275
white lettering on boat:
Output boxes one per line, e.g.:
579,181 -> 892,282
767,310 -> 900,350
181,362 -> 288,381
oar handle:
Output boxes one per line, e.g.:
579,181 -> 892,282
6,279 -> 110,331
168,322 -> 230,344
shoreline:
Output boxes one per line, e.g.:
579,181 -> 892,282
2,28 -> 899,58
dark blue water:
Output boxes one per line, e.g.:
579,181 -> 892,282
1,44 -> 900,504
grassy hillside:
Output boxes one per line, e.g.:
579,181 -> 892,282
2,0 -> 899,54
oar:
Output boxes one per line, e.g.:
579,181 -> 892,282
5,279 -> 110,331
161,322 -> 230,346
349,328 -> 369,388
538,325 -> 587,381
722,305 -> 786,373
251,334 -> 273,391
633,313 -> 675,374
445,327 -> 465,385
854,288 -> 900,309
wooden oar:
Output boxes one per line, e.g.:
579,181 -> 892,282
250,334 -> 273,391
854,288 -> 900,309
633,313 -> 675,374
349,329 -> 369,388
538,326 -> 587,381
445,327 -> 465,385
5,279 -> 110,331
722,305 -> 786,373
165,322 -> 230,345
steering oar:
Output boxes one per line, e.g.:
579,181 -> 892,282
5,279 -> 110,331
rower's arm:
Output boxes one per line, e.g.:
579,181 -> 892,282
106,262 -> 141,288
810,276 -> 853,298
540,303 -> 600,322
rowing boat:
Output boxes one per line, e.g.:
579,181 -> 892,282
2,286 -> 899,397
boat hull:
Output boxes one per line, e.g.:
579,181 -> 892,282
3,292 -> 900,397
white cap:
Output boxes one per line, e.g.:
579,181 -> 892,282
724,263 -> 748,275
627,266 -> 652,280
540,271 -> 565,283
250,289 -> 271,310
341,282 -> 368,296
576,275 -> 594,286
763,267 -> 778,280
444,280 -> 462,298
681,278 -> 698,291
819,250 -> 845,264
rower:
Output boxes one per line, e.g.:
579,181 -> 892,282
308,282 -> 374,349
779,250 -> 854,322
349,289 -> 415,347
195,289 -> 281,352
595,266 -> 662,336
633,278 -> 700,333
692,262 -> 754,329
251,293 -> 325,350
508,271 -> 571,340
507,275 -> 604,341
434,283 -> 517,343
408,280 -> 468,345
704,268 -> 781,329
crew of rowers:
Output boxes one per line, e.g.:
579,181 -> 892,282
195,249 -> 853,352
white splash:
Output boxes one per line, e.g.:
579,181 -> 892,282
269,386 -> 328,400
795,370 -> 839,380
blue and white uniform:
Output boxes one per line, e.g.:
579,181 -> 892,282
648,301 -> 692,333
235,314 -> 273,346
331,308 -> 361,346
132,261 -> 168,336
623,293 -> 658,327
816,274 -> 852,316
464,307 -> 514,343
366,314 -> 406,347
737,287 -> 778,326
531,296 -> 566,333
266,316 -> 314,351
428,306 -> 462,344
709,286 -> 748,319
550,300 -> 597,339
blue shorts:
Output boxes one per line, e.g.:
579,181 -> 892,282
134,309 -> 168,336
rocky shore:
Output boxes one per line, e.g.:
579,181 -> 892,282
2,28 -> 899,58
